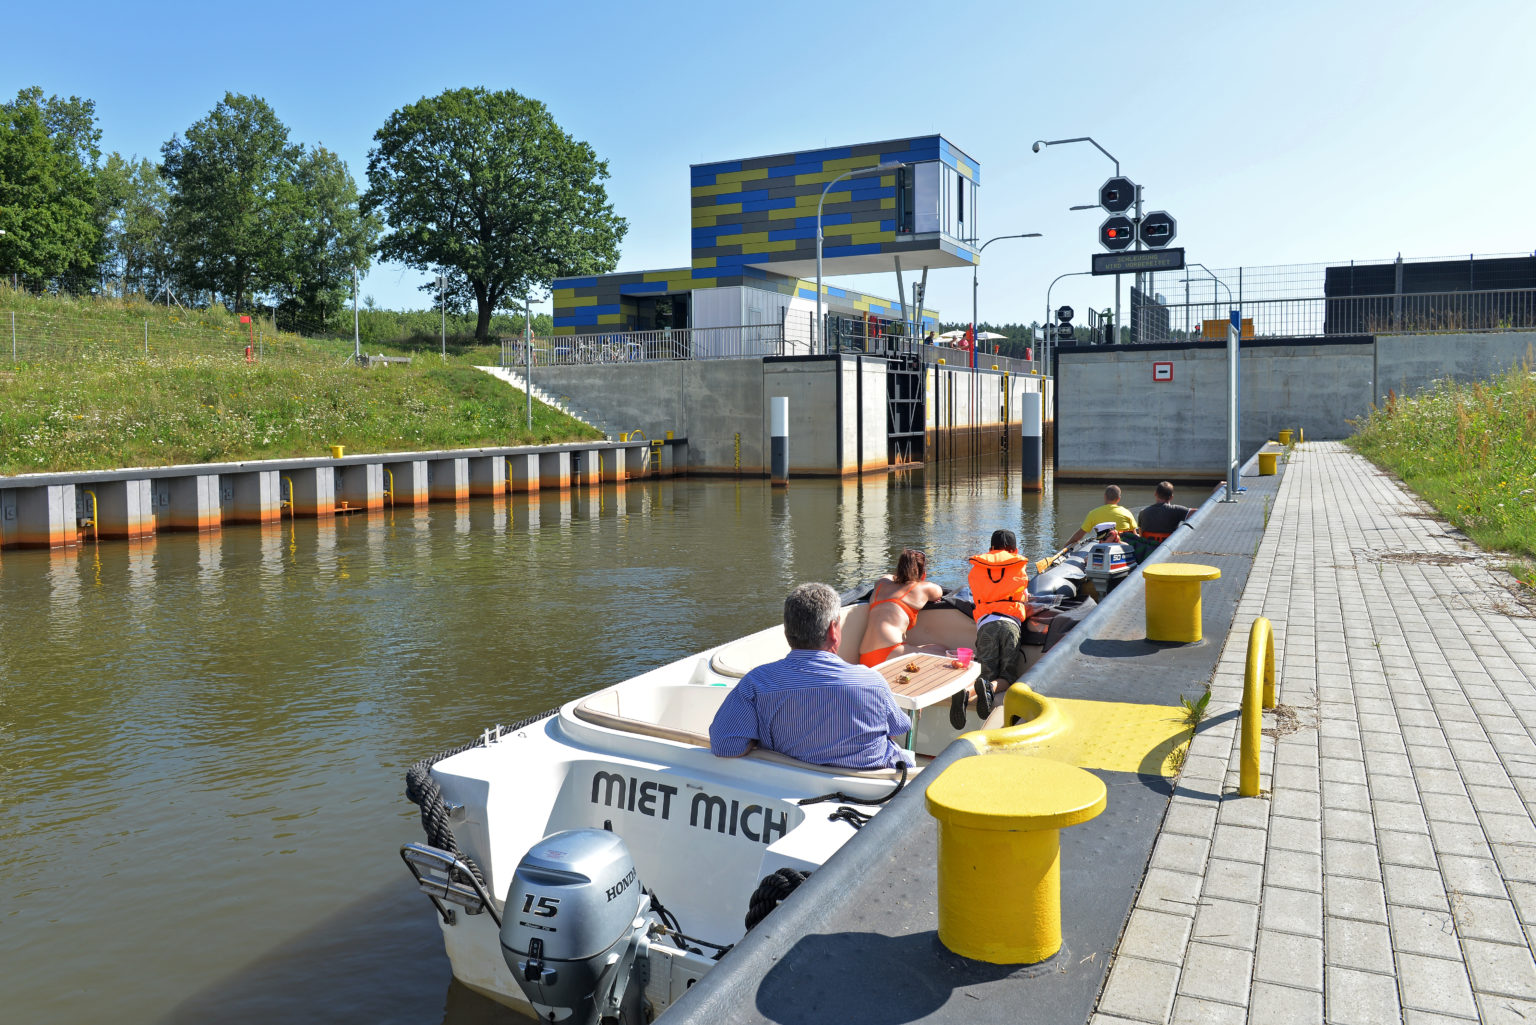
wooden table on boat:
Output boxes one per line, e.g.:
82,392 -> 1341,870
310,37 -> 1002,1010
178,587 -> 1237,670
873,653 -> 982,743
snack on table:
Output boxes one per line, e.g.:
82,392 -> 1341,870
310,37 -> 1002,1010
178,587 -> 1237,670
950,659 -> 965,669
904,661 -> 922,673
896,674 -> 912,685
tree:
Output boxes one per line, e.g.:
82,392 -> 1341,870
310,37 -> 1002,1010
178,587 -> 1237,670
274,146 -> 380,333
161,93 -> 301,312
96,153 -> 171,297
364,87 -> 627,341
0,88 -> 102,283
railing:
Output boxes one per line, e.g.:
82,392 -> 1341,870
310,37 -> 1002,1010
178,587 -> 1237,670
502,324 -> 789,367
1123,287 -> 1536,343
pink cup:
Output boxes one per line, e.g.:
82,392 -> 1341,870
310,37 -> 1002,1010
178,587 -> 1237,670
956,647 -> 973,667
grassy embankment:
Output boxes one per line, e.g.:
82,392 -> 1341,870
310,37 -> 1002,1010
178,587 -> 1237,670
1348,357 -> 1536,588
0,291 -> 599,475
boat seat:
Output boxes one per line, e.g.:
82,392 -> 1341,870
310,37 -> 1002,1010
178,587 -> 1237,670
571,683 -> 907,779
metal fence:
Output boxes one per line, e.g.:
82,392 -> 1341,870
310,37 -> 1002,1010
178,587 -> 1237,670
0,307 -> 342,365
1127,287 -> 1536,343
502,323 -> 790,368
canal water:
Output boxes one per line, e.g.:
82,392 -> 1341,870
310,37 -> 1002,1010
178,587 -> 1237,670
0,457 -> 1108,1024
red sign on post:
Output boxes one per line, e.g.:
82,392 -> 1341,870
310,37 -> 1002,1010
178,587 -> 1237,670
1153,361 -> 1173,382
239,315 -> 251,323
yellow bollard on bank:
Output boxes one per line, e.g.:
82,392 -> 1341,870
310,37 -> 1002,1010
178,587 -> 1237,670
925,754 -> 1106,964
329,444 -> 345,459
1277,429 -> 1293,446
1143,563 -> 1222,643
1258,451 -> 1277,475
1240,617 -> 1278,797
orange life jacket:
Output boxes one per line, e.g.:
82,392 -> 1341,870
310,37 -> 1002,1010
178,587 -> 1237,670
967,550 -> 1029,623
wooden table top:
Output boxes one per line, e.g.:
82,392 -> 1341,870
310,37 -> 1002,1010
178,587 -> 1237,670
873,653 -> 980,710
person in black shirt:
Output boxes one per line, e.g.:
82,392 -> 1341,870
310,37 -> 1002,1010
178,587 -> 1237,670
1138,481 -> 1192,543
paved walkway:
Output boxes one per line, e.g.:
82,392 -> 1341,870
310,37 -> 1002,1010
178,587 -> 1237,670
1093,441 -> 1536,1025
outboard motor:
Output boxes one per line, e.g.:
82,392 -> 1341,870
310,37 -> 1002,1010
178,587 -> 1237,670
500,829 -> 655,1025
1084,521 -> 1137,596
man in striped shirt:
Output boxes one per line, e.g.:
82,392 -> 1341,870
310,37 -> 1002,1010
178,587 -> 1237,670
709,582 -> 914,770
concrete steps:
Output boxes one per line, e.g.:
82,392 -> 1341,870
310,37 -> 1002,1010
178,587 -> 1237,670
473,366 -> 617,439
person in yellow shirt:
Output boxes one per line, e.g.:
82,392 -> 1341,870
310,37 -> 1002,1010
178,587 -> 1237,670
1064,485 -> 1138,547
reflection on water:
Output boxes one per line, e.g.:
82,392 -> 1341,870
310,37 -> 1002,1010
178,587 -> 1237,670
0,456 -> 1103,1024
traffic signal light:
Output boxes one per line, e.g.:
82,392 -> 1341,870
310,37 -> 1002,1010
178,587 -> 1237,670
1099,176 -> 1136,214
1099,216 -> 1135,251
1139,210 -> 1177,248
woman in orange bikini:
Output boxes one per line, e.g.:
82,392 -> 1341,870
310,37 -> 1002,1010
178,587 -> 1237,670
858,549 -> 946,667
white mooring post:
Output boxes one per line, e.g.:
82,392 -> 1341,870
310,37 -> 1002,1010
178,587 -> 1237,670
770,396 -> 789,487
1020,390 -> 1043,492
1225,308 -> 1241,501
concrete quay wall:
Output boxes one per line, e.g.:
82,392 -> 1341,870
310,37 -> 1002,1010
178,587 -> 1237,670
1056,330 -> 1536,479
0,439 -> 672,550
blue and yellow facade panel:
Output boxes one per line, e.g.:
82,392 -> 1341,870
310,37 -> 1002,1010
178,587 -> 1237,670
555,135 -> 975,334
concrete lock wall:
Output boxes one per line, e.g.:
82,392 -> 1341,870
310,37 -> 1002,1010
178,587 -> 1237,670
531,356 -> 1045,478
1056,332 -> 1536,479
1374,331 -> 1536,406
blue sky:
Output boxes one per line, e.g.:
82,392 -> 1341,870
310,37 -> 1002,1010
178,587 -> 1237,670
7,0 -> 1533,326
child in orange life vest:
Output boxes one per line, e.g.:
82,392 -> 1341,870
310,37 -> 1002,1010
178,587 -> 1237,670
966,529 -> 1031,720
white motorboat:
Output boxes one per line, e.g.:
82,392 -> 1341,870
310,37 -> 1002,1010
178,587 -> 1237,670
397,534 -> 1134,1023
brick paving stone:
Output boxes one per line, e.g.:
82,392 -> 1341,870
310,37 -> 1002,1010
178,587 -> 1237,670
1137,867 -> 1204,917
1192,897 -> 1259,950
1388,904 -> 1462,960
1383,864 -> 1451,911
1324,839 -> 1383,881
1378,829 -> 1439,869
1253,929 -> 1324,991
1177,942 -> 1253,1005
1202,857 -> 1265,904
1164,801 -> 1219,839
1261,885 -> 1324,938
1402,1009 -> 1480,1025
1325,965 -> 1404,1025
1168,995 -> 1245,1025
1097,955 -> 1181,1022
1248,981 -> 1324,1024
1322,780 -> 1373,813
1270,788 -> 1321,822
1211,824 -> 1268,864
1117,907 -> 1195,965
1397,952 -> 1478,1018
1151,832 -> 1213,874
1462,938 -> 1536,999
1447,893 -> 1526,945
1266,848 -> 1323,892
1439,855 -> 1511,899
1474,993 -> 1536,1025
1325,916 -> 1396,973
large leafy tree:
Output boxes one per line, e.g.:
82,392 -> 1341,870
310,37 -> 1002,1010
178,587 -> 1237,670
0,88 -> 102,282
161,93 -> 301,312
96,153 -> 171,297
364,87 -> 626,341
273,146 -> 380,332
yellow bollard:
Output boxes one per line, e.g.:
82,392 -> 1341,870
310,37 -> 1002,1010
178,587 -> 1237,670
1258,452 -> 1277,475
1143,563 -> 1222,643
1277,429 -> 1293,446
925,755 -> 1106,964
1240,617 -> 1276,797
329,444 -> 345,458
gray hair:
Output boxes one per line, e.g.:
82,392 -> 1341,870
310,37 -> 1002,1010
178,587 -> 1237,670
1104,484 -> 1122,502
783,582 -> 841,649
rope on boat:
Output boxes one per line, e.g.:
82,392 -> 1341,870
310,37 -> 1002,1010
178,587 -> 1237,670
744,867 -> 812,931
404,707 -> 561,885
796,761 -> 908,809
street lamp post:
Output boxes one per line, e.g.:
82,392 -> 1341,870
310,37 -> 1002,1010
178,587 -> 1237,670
972,233 -> 1042,370
815,161 -> 902,355
1045,270 -> 1094,374
1182,263 -> 1231,340
438,271 -> 447,358
1033,136 -> 1124,343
